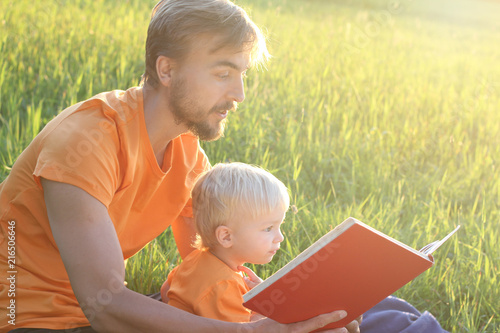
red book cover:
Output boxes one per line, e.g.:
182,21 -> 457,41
243,218 -> 458,329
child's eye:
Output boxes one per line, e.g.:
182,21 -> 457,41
265,226 -> 273,232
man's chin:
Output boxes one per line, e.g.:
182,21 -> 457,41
199,130 -> 224,142
192,122 -> 226,141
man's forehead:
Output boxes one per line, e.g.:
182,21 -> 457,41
208,57 -> 250,72
186,35 -> 251,69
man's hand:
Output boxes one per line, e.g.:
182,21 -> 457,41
238,265 -> 263,289
344,315 -> 362,333
246,312 -> 361,333
248,310 -> 352,333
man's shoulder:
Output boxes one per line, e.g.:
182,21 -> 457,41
79,87 -> 143,123
46,87 -> 142,128
44,87 -> 144,141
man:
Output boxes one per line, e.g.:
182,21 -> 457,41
0,0 -> 360,332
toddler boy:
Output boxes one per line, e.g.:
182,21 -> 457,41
161,162 -> 289,322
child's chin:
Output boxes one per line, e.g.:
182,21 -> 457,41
253,258 -> 272,265
263,257 -> 274,264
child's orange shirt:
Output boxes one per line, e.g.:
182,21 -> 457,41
0,87 -> 210,330
166,249 -> 252,322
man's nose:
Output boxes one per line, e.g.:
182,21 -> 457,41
229,77 -> 245,103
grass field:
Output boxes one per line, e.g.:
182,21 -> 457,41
1,0 -> 499,331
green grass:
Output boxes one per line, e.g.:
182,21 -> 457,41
1,0 -> 499,331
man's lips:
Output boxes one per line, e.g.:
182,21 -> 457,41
217,110 -> 228,118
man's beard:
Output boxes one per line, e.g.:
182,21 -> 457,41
168,77 -> 237,141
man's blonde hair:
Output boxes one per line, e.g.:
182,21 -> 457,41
192,163 -> 289,250
141,0 -> 270,88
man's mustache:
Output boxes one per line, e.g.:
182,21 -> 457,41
211,101 -> 238,113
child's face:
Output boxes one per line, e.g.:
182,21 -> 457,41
228,206 -> 286,266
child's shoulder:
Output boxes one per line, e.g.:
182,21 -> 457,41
176,249 -> 241,282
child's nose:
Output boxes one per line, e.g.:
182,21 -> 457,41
275,230 -> 284,243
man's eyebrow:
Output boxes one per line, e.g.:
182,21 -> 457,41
210,60 -> 248,72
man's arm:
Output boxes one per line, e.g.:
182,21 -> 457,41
171,216 -> 197,259
42,178 -> 355,333
42,178 -> 234,332
162,216 -> 197,303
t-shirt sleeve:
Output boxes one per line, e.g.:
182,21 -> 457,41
33,109 -> 120,208
194,280 -> 251,323
179,143 -> 211,218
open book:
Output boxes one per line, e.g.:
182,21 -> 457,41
243,217 -> 460,329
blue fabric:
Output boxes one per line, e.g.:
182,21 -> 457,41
360,296 -> 449,333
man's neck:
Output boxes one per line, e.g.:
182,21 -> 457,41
142,85 -> 188,167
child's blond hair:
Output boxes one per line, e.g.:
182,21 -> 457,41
192,162 -> 289,250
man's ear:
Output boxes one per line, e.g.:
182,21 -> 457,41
215,225 -> 233,248
156,55 -> 175,87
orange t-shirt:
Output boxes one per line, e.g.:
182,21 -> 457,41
166,249 -> 252,322
0,87 -> 210,330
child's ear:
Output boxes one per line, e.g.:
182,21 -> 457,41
215,225 -> 233,248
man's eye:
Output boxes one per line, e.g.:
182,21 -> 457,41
217,72 -> 229,79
